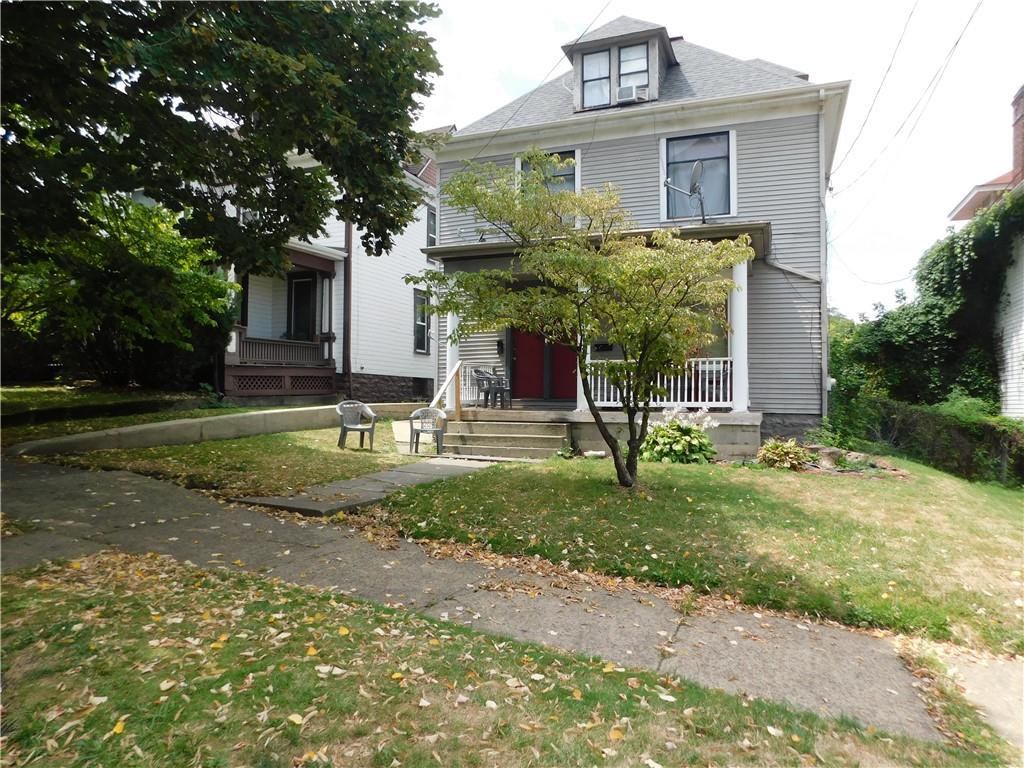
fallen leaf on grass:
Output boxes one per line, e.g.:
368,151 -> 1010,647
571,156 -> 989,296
287,714 -> 304,725
609,727 -> 624,741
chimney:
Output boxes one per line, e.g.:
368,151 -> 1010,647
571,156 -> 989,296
1013,84 -> 1024,185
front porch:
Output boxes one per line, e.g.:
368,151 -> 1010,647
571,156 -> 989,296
443,251 -> 750,414
224,245 -> 341,397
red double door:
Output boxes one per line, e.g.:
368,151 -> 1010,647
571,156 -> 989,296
511,330 -> 576,400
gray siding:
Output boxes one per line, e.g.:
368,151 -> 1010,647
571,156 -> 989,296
437,114 -> 824,415
438,154 -> 515,246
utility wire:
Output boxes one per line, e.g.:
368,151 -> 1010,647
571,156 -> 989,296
832,0 -> 918,174
469,0 -> 614,162
831,0 -> 983,197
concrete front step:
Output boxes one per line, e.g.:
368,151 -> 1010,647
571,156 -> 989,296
445,444 -> 561,460
445,433 -> 566,450
447,420 -> 569,437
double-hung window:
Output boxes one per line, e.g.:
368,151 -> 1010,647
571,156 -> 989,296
665,132 -> 731,218
426,204 -> 437,247
582,50 -> 610,108
522,150 -> 576,194
618,44 -> 648,88
413,289 -> 430,354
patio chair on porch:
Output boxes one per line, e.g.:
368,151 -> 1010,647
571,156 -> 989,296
409,407 -> 446,455
471,367 -> 511,409
337,400 -> 378,451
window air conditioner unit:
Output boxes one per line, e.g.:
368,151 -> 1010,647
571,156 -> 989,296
616,85 -> 649,104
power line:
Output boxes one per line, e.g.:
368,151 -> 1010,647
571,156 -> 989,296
469,0 -> 614,162
832,0 -> 918,174
831,250 -> 913,286
831,0 -> 983,197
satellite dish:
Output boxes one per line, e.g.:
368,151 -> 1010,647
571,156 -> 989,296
689,160 -> 703,195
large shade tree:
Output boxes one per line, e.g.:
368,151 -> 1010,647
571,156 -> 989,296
1,1 -> 441,275
411,150 -> 753,487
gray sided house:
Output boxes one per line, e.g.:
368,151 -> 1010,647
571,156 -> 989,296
427,17 -> 849,454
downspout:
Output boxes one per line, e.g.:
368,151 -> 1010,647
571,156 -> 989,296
817,87 -> 830,417
343,221 -> 354,397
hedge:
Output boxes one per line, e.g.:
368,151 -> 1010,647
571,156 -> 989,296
853,396 -> 1024,486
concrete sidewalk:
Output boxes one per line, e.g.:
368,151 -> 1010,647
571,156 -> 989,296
233,457 -> 490,515
1,459 -> 944,741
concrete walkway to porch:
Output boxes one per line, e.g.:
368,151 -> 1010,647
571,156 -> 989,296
232,456 -> 491,515
1,458 -> 947,742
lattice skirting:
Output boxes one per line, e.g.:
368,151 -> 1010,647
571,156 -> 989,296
225,366 -> 336,397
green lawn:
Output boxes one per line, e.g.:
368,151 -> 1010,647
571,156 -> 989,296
1,552 -> 1006,767
379,458 -> 1024,654
0,383 -> 194,416
53,425 -> 417,497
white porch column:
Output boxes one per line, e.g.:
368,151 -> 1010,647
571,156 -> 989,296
445,311 -> 460,410
729,262 -> 750,412
575,339 -> 590,411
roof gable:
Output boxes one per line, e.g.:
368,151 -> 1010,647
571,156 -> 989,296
457,38 -> 813,137
565,15 -> 664,47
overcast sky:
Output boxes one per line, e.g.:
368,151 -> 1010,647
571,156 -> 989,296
413,0 -> 1022,320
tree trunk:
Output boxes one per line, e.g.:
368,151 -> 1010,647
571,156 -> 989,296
579,364 -> 635,487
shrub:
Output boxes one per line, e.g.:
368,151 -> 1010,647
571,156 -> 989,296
640,421 -> 716,464
804,418 -> 842,447
757,438 -> 811,470
851,395 -> 1024,485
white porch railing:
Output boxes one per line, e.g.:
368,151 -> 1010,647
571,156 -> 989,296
588,358 -> 733,408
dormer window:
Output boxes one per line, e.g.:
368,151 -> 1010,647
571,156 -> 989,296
619,44 -> 648,88
582,50 -> 610,108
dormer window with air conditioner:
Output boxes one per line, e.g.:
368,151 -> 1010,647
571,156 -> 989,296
582,50 -> 610,108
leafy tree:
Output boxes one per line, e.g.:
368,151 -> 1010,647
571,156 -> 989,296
836,187 -> 1023,410
411,150 -> 753,487
1,1 -> 441,275
2,196 -> 235,385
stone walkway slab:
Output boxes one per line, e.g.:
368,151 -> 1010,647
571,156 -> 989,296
1,459 -> 946,741
232,456 -> 491,515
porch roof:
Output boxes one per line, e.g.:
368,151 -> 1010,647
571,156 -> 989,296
423,220 -> 772,264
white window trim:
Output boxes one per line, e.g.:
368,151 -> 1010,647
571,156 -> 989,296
659,129 -> 738,222
413,288 -> 430,354
425,202 -> 438,247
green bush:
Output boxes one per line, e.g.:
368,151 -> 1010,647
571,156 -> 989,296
850,395 -> 1024,485
757,438 -> 811,470
639,422 -> 717,464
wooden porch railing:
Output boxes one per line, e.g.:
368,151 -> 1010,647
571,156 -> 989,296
228,326 -> 334,367
588,358 -> 733,408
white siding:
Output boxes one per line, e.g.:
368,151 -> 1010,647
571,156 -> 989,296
345,199 -> 437,384
245,274 -> 278,337
997,235 -> 1024,418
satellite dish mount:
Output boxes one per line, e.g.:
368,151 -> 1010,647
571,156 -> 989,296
663,160 -> 707,224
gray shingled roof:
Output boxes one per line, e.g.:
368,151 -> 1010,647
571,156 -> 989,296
567,16 -> 664,47
456,39 -> 812,137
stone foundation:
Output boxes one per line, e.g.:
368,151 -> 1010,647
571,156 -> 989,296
760,413 -> 822,440
339,373 -> 434,403
568,411 -> 763,461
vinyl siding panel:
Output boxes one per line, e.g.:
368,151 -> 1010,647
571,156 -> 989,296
997,235 -> 1024,418
246,274 -> 284,339
438,155 -> 515,245
346,199 -> 437,383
